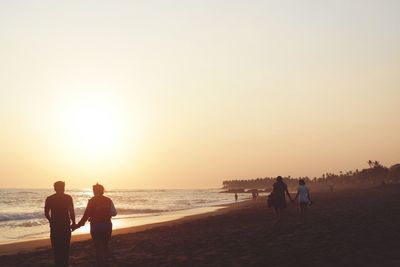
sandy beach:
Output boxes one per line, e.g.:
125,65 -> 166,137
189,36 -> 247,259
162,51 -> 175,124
1,185 -> 400,266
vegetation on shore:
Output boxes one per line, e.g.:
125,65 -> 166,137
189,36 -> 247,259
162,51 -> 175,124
222,161 -> 400,190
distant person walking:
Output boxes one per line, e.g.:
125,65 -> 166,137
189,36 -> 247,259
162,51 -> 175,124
235,193 -> 238,202
294,179 -> 312,223
75,183 -> 117,267
44,181 -> 76,267
271,176 -> 292,225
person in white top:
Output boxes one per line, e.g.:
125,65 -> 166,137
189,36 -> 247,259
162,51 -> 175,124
294,179 -> 312,223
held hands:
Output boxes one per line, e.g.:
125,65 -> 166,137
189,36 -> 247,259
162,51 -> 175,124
71,222 -> 83,232
70,223 -> 78,232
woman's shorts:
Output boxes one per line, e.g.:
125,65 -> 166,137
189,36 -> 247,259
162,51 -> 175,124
90,221 -> 112,242
299,201 -> 309,207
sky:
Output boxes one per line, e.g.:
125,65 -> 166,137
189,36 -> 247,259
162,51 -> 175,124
0,0 -> 399,189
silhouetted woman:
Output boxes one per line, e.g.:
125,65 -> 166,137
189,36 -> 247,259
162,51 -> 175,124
76,183 -> 117,267
272,176 -> 292,225
294,179 -> 312,223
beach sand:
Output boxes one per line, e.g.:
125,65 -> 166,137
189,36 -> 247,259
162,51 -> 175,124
1,184 -> 400,266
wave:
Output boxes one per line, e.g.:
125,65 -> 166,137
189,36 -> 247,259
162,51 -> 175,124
0,212 -> 44,222
0,208 -> 171,223
116,208 -> 168,215
1,220 -> 47,228
14,191 -> 40,195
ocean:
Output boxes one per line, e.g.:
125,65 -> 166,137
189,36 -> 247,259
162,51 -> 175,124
0,189 -> 248,244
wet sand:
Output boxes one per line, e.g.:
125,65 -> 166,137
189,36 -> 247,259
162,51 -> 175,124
1,184 -> 400,266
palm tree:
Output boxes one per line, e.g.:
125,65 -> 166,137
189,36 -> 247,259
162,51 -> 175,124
367,160 -> 373,168
373,160 -> 381,168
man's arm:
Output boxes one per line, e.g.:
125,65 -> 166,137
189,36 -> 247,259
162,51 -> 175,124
68,196 -> 76,226
110,200 -> 117,217
44,198 -> 51,222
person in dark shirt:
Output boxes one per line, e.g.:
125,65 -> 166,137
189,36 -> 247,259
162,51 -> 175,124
272,176 -> 292,226
75,183 -> 117,267
44,181 -> 76,267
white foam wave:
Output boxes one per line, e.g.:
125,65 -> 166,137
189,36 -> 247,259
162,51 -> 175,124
0,212 -> 44,222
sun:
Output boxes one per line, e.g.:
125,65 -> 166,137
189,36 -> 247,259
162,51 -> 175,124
70,109 -> 117,149
63,98 -> 123,157
54,87 -> 144,167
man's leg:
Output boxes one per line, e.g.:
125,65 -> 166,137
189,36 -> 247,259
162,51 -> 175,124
51,227 -> 71,267
61,229 -> 71,266
51,228 -> 62,266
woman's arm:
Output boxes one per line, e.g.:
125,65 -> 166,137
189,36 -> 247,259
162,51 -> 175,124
294,189 -> 299,201
285,186 -> 293,201
77,200 -> 92,227
307,188 -> 312,202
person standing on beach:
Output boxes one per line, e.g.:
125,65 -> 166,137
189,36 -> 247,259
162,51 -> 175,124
75,183 -> 117,267
272,176 -> 292,225
294,179 -> 312,223
44,181 -> 76,267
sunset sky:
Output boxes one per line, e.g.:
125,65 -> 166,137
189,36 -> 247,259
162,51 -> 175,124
0,1 -> 399,189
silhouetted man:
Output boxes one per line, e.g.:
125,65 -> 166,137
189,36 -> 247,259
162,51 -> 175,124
45,181 -> 76,267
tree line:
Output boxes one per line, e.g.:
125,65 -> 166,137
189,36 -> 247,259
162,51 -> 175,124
222,161 -> 400,190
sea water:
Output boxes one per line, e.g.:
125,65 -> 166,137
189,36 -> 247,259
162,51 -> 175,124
0,189 -> 247,244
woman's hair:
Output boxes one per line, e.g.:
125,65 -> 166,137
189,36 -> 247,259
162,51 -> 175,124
93,183 -> 104,195
276,176 -> 283,182
299,179 -> 306,185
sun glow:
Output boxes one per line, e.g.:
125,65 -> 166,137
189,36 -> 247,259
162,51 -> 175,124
69,108 -> 118,150
61,96 -> 125,159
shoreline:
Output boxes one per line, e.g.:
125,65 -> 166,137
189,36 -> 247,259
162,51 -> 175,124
0,188 -> 249,246
0,199 -> 250,256
2,185 -> 400,266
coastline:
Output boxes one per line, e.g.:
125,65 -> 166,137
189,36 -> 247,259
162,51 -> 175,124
2,185 -> 400,266
0,188 -> 245,245
0,199 -> 250,256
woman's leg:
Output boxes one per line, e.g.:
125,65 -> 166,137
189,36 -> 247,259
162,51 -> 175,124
94,239 -> 107,267
274,207 -> 282,225
103,240 -> 110,266
300,203 -> 307,223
